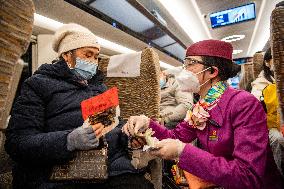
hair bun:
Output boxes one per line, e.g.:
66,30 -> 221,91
228,62 -> 241,79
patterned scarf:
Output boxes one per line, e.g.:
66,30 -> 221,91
199,81 -> 227,110
185,81 -> 227,130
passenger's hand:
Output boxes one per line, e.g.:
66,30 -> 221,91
83,118 -> 104,138
130,137 -> 147,149
67,126 -> 99,151
149,139 -> 185,160
92,123 -> 104,139
122,115 -> 150,136
281,125 -> 284,137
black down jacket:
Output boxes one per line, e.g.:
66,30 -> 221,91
5,60 -> 145,189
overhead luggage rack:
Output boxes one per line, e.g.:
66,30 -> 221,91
65,0 -> 186,62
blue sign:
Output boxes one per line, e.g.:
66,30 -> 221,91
210,3 -> 256,28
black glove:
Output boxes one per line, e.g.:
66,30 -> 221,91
67,126 -> 99,151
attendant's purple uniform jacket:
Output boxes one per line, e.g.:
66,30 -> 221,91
150,87 -> 283,189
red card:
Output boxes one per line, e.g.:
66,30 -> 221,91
81,87 -> 119,120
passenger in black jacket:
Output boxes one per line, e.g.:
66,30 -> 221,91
5,23 -> 153,189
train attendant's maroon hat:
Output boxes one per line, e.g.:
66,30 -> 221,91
186,39 -> 233,60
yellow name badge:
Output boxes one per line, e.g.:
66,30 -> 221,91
209,130 -> 218,141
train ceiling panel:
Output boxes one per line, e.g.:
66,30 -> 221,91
33,0 -> 282,64
164,43 -> 185,60
152,35 -> 175,48
66,0 -> 186,62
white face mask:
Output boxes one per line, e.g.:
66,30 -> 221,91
176,67 -> 211,93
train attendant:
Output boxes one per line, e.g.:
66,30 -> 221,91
123,40 -> 284,189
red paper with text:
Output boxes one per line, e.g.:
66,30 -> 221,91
81,87 -> 119,120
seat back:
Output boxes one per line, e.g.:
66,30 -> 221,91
239,63 -> 254,91
0,1 -> 34,188
271,6 -> 284,123
0,60 -> 24,130
98,48 -> 161,119
0,1 -> 34,130
98,48 -> 162,189
252,52 -> 264,80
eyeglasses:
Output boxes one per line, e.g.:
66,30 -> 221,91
183,58 -> 205,69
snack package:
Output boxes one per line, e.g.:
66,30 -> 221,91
171,164 -> 187,185
130,128 -> 160,151
128,128 -> 159,169
81,87 -> 119,134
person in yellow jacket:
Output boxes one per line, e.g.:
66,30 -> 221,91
262,83 -> 284,176
262,84 -> 280,130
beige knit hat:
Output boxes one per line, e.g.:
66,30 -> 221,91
52,23 -> 100,56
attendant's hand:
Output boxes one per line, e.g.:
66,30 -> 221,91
122,115 -> 150,136
149,138 -> 185,160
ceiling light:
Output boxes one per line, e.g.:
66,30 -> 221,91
160,61 -> 175,69
33,13 -> 173,69
221,35 -> 245,42
233,50 -> 243,55
247,0 -> 282,56
96,37 -> 135,54
34,13 -> 63,31
247,0 -> 267,56
157,0 -> 211,42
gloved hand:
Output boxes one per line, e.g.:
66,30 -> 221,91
164,116 -> 171,124
149,138 -> 186,160
122,115 -> 150,136
67,122 -> 104,151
